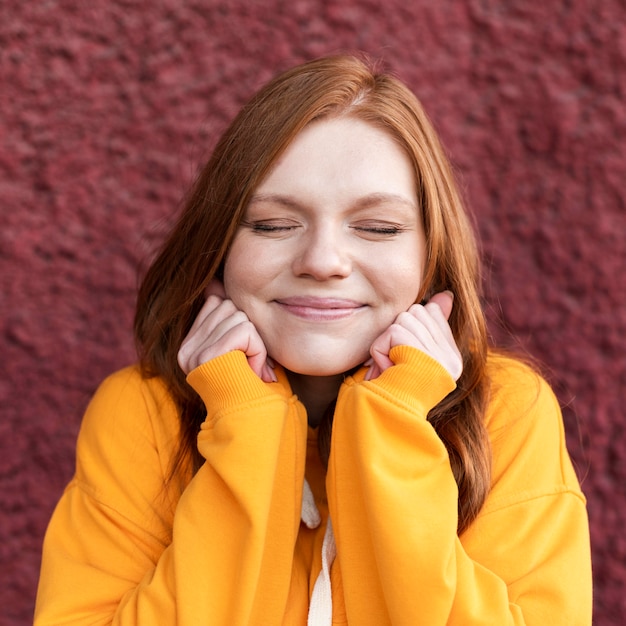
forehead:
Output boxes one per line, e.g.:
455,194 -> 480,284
254,116 -> 417,203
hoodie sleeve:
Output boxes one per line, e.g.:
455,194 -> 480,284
35,351 -> 308,626
327,345 -> 592,626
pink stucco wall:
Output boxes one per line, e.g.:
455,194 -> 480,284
1,1 -> 624,623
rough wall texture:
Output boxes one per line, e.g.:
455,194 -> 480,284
1,1 -> 624,623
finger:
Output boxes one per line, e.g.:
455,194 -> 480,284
261,362 -> 278,383
367,307 -> 449,380
369,341 -> 394,371
180,308 -> 248,364
364,362 -> 382,381
407,306 -> 463,379
405,304 -> 457,353
370,313 -> 463,381
425,290 -> 454,320
184,294 -> 231,339
178,301 -> 245,373
262,360 -> 278,383
205,278 -> 227,299
399,308 -> 446,351
226,320 -> 272,381
182,298 -> 240,354
369,324 -> 416,374
241,325 -> 268,376
181,318 -> 267,376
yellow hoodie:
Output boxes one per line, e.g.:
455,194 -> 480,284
35,346 -> 592,625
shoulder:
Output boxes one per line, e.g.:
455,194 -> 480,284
484,351 -> 557,433
82,365 -> 178,428
76,365 -> 182,498
89,364 -> 173,410
482,351 -> 583,504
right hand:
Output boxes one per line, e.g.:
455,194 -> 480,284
177,280 -> 276,382
365,291 -> 462,382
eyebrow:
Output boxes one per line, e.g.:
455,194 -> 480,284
248,192 -> 418,212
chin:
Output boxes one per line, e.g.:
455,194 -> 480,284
272,353 -> 368,377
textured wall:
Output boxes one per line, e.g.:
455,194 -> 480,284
1,1 -> 624,623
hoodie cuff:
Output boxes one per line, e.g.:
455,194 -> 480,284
187,350 -> 284,416
368,345 -> 457,415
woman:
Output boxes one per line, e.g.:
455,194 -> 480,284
35,55 -> 592,625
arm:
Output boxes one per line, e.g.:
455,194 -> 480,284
35,352 -> 308,625
327,346 -> 592,625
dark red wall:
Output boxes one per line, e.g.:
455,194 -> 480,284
1,1 -> 624,623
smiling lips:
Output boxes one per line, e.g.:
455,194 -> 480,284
274,296 -> 365,320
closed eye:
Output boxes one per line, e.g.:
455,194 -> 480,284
243,220 -> 300,234
351,222 -> 406,237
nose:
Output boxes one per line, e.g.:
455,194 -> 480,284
292,226 -> 352,280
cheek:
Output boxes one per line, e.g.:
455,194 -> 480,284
222,245 -> 249,302
223,241 -> 274,308
376,258 -> 425,309
373,230 -> 427,304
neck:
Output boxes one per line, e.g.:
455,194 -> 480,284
285,371 -> 345,427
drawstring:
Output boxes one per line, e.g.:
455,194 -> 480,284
301,480 -> 336,626
301,479 -> 321,529
308,517 -> 336,626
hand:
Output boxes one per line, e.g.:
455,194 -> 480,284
177,279 -> 277,382
365,291 -> 463,381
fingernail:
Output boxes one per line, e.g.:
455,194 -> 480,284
263,363 -> 277,383
260,364 -> 271,382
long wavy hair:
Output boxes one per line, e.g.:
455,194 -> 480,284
134,54 -> 491,534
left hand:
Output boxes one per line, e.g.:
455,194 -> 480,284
177,279 -> 276,382
365,291 -> 463,381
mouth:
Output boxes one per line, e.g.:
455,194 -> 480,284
274,296 -> 366,320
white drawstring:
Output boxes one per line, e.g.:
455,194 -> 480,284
301,479 -> 322,529
307,517 -> 336,626
302,480 -> 336,626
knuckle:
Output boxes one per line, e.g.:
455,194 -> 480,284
407,303 -> 424,316
231,310 -> 249,325
177,350 -> 191,373
205,294 -> 222,305
395,311 -> 413,324
177,342 -> 191,361
241,319 -> 259,335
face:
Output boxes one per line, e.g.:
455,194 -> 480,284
223,116 -> 426,377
